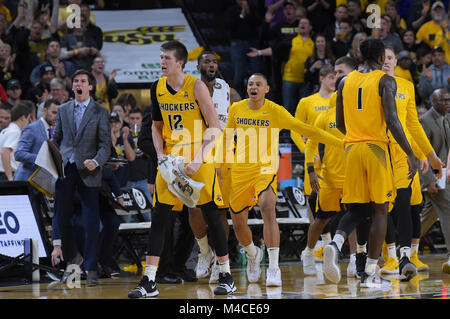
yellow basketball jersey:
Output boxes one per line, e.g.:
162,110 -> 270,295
155,75 -> 207,161
342,69 -> 388,144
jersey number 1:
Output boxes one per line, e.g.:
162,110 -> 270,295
168,114 -> 183,130
357,87 -> 363,110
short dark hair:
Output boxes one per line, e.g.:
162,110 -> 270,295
360,38 -> 385,63
335,56 -> 358,70
432,46 -> 445,54
71,69 -> 96,88
117,93 -> 137,109
249,73 -> 269,85
11,100 -> 34,122
161,40 -> 188,68
43,98 -> 60,109
339,18 -> 352,27
335,76 -> 345,91
197,50 -> 217,64
129,107 -> 143,115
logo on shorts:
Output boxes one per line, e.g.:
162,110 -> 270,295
216,194 -> 222,202
387,190 -> 393,197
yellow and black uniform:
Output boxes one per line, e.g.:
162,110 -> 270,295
220,98 -> 343,213
305,92 -> 345,214
341,69 -> 395,204
151,74 -> 223,209
292,92 -> 330,196
389,76 -> 434,207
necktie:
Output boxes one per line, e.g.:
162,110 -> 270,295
75,104 -> 84,135
48,127 -> 53,139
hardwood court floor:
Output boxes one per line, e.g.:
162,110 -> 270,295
0,254 -> 449,300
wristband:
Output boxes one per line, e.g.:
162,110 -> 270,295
307,166 -> 315,174
257,50 -> 262,56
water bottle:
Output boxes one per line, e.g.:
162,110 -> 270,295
259,238 -> 267,265
237,244 -> 247,266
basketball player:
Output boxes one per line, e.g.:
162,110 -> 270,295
128,41 -> 235,298
323,39 -> 418,288
291,65 -> 335,260
301,57 -> 358,277
379,46 -> 443,279
189,51 -> 241,283
219,73 -> 344,287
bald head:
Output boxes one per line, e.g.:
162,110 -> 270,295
431,88 -> 450,116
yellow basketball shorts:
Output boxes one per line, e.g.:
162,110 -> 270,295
390,143 -> 423,206
316,185 -> 344,213
229,168 -> 278,214
342,142 -> 396,204
218,164 -> 232,210
153,162 -> 224,210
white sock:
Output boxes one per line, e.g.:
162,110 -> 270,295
357,243 -> 367,254
411,243 -> 419,254
350,253 -> 356,263
365,258 -> 378,275
388,245 -> 397,259
144,264 -> 158,281
218,260 -> 230,274
333,234 -> 345,251
267,247 -> 279,268
321,233 -> 332,245
244,242 -> 257,257
400,246 -> 411,259
196,236 -> 210,255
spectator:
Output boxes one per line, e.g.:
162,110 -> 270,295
91,56 -> 118,112
347,0 -> 368,34
127,107 -> 152,222
14,98 -> 59,182
395,50 -> 415,82
281,17 -> 314,114
407,0 -> 432,31
413,43 -> 432,83
33,0 -> 59,39
402,29 -> 421,55
303,0 -> 335,34
36,77 -> 68,119
249,1 -> 299,103
264,0 -> 287,29
373,14 -> 404,53
385,0 -> 407,36
80,3 -> 103,51
324,4 -> 349,42
27,64 -> 55,105
61,14 -> 101,71
418,46 -> 450,103
0,43 -> 17,89
0,104 -> 10,131
0,101 -> 33,181
417,104 -> 428,117
305,34 -> 335,93
116,93 -> 137,126
331,18 -> 354,58
3,79 -> 22,109
30,40 -> 76,87
111,103 -> 127,126
225,0 -> 263,98
109,111 -> 135,187
0,0 -> 12,23
0,12 -> 13,45
58,0 -> 96,32
347,32 -> 367,68
416,0 -> 446,49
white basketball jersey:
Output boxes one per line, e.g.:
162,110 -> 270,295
212,78 -> 231,130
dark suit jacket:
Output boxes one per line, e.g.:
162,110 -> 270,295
52,98 -> 111,187
419,107 -> 450,187
14,119 -> 48,181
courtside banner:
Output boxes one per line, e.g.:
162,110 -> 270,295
0,195 -> 47,258
94,9 -> 201,83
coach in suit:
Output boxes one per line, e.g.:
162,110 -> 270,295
14,99 -> 59,181
419,88 -> 450,274
52,69 -> 111,286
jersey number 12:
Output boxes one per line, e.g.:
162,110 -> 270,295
168,114 -> 183,130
